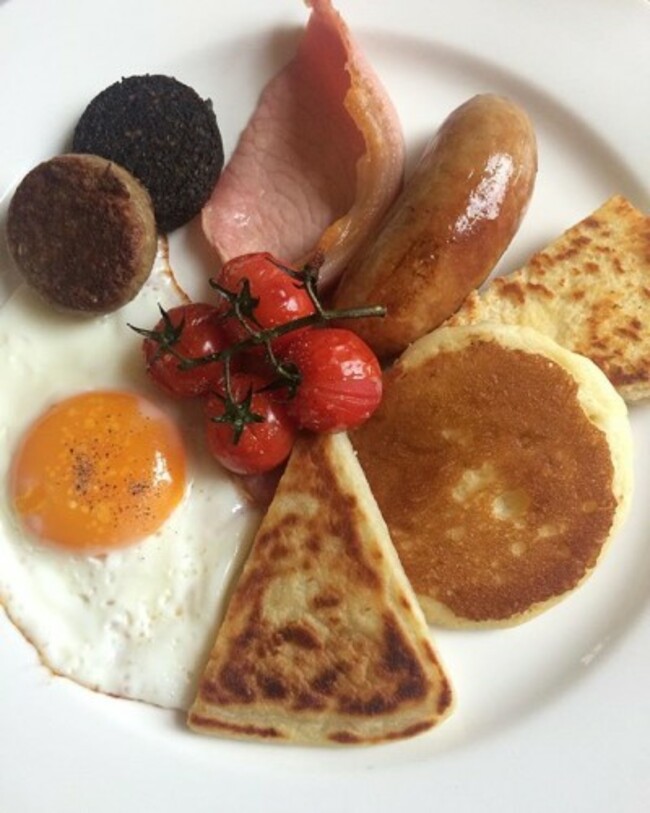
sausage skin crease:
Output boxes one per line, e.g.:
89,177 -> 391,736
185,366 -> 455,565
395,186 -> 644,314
333,94 -> 538,358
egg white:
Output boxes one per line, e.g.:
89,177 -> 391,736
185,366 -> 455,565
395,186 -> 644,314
0,245 -> 261,709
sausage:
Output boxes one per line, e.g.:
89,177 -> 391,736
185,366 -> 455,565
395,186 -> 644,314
332,94 -> 538,358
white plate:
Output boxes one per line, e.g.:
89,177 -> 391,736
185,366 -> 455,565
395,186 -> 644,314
1,0 -> 649,810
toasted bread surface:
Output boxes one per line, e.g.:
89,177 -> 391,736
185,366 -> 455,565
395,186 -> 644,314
188,432 -> 453,745
447,195 -> 650,401
352,324 -> 632,628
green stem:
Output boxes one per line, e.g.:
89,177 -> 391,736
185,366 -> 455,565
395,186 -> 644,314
177,302 -> 385,371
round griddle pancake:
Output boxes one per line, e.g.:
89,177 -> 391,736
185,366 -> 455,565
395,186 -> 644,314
352,324 -> 633,627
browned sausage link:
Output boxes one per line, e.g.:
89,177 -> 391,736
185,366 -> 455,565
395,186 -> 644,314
333,94 -> 538,358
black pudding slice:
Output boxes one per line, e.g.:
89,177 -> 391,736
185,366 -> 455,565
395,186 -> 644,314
73,74 -> 224,233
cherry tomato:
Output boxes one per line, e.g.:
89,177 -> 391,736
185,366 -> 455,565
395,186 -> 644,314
213,253 -> 315,351
204,373 -> 297,475
279,328 -> 383,432
142,303 -> 229,398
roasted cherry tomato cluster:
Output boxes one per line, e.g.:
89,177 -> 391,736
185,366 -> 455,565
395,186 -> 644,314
136,253 -> 383,475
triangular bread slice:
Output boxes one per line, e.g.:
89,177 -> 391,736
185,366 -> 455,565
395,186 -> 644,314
447,195 -> 650,401
188,432 -> 453,745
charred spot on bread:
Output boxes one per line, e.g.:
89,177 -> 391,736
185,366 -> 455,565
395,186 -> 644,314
72,74 -> 224,232
6,154 -> 157,313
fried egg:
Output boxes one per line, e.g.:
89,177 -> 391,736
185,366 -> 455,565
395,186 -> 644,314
0,246 -> 261,709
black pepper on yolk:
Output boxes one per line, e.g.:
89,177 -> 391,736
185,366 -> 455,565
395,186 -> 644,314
11,391 -> 187,553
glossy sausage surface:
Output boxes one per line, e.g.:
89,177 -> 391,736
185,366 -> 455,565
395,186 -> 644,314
333,94 -> 538,358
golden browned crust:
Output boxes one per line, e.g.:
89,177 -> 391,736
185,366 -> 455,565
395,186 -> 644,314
448,195 -> 650,401
188,432 -> 453,744
333,94 -> 537,358
352,324 -> 632,627
6,153 -> 157,313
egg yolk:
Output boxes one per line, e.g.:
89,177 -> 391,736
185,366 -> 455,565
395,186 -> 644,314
11,390 -> 187,553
